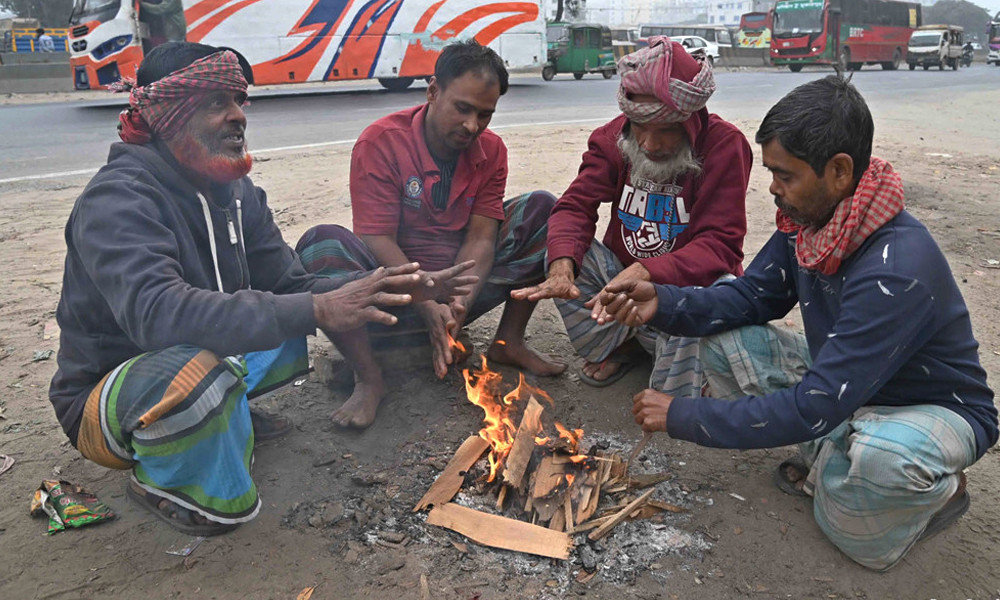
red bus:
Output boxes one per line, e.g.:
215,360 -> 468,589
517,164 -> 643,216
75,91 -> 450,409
770,0 -> 921,72
737,12 -> 772,48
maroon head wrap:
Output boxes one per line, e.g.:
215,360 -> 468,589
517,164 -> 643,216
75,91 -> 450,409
616,36 -> 716,125
113,50 -> 248,144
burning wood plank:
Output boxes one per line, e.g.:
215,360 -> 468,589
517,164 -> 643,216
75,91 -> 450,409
426,503 -> 572,560
588,488 -> 656,541
413,435 -> 489,512
501,395 -> 544,490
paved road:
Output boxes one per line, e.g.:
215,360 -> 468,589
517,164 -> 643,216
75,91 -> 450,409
2,65 -> 998,183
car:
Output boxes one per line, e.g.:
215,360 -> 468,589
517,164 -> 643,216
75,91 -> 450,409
970,42 -> 982,50
670,35 -> 720,66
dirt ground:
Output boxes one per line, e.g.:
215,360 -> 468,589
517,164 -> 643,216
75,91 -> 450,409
0,96 -> 998,600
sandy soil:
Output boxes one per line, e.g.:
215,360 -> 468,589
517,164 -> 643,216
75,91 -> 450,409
0,107 -> 998,600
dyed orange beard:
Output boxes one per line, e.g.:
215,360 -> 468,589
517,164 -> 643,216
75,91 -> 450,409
171,130 -> 253,184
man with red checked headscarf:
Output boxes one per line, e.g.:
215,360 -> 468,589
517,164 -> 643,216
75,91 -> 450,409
513,37 -> 752,395
49,42 -> 474,535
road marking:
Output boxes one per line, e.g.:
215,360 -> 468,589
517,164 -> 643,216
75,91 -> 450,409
0,116 -> 614,185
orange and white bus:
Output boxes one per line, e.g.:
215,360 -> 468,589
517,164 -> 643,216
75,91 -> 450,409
67,0 -> 546,91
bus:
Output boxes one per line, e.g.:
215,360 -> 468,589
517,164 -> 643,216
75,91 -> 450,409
770,0 -> 920,72
988,10 -> 1000,66
736,11 -> 771,48
610,26 -> 638,59
638,24 -> 734,48
67,0 -> 546,91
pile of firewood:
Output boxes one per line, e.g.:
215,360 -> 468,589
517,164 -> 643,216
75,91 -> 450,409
414,396 -> 682,560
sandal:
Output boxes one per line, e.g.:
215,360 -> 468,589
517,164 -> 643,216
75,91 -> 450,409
250,408 -> 293,441
773,457 -> 812,497
127,483 -> 237,536
579,342 -> 646,388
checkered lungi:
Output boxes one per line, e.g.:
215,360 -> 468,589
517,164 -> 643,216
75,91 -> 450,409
555,240 -> 718,397
294,191 -> 555,346
700,324 -> 977,570
75,340 -> 308,524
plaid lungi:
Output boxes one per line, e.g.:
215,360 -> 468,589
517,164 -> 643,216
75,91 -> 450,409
555,240 -> 716,397
700,325 -> 977,570
294,191 -> 555,345
75,339 -> 308,524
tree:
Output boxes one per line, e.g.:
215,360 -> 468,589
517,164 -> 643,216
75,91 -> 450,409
924,0 -> 991,43
0,0 -> 75,28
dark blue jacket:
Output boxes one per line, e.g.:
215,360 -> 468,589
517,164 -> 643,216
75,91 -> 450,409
50,143 -> 343,444
651,211 -> 997,458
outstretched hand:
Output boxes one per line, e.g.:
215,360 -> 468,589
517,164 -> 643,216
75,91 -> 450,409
408,260 -> 479,304
313,263 -> 423,332
510,258 -> 579,302
593,279 -> 659,327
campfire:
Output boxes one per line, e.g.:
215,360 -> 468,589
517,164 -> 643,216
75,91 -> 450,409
414,352 -> 681,566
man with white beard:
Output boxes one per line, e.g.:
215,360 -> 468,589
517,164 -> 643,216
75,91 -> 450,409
513,37 -> 751,394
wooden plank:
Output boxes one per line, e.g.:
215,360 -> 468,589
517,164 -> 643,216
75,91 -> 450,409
502,396 -> 544,489
548,505 -> 566,532
588,488 -> 655,541
563,492 -> 575,532
413,435 -> 489,512
531,455 -> 566,499
628,472 -> 674,489
426,503 -> 572,560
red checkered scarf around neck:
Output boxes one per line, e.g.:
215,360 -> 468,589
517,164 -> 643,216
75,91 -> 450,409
776,157 -> 905,275
113,50 -> 248,144
616,36 -> 715,125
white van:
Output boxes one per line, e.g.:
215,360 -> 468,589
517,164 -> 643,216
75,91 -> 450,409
907,25 -> 964,71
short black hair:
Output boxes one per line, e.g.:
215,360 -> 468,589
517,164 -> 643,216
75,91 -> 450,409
36,28 -> 44,35
755,75 -> 873,182
434,39 -> 508,95
136,41 -> 254,86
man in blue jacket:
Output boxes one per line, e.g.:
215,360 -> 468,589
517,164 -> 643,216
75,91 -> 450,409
49,42 -> 474,535
594,76 -> 997,570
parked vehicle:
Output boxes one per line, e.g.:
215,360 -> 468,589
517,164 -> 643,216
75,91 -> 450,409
770,0 -> 921,72
542,22 -> 615,80
671,35 -> 720,65
907,25 -> 963,70
610,26 -> 638,59
638,24 -> 734,49
67,0 -> 546,90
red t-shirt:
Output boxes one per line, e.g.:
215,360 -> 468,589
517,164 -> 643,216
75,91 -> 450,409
350,104 -> 507,271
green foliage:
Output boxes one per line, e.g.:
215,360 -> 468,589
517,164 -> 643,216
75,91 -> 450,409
0,0 -> 76,28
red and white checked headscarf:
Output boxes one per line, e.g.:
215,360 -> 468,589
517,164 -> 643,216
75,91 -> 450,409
113,50 -> 248,144
616,36 -> 716,125
776,157 -> 905,275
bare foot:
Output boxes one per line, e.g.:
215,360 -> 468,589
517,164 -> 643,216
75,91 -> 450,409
582,359 -> 624,382
783,463 -> 807,493
331,380 -> 385,429
487,340 -> 567,376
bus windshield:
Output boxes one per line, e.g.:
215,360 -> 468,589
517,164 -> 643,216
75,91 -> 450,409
71,0 -> 121,24
773,1 -> 825,35
909,32 -> 942,46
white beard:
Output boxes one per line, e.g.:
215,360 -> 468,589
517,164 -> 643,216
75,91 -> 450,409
617,130 -> 702,183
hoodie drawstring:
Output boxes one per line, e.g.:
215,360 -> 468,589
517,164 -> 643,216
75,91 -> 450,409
198,193 -> 225,292
235,198 -> 251,289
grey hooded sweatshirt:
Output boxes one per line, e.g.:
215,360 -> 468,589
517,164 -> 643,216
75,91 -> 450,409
50,142 -> 346,445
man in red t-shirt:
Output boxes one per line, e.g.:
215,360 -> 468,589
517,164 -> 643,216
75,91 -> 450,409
297,41 -> 565,428
513,37 -> 750,396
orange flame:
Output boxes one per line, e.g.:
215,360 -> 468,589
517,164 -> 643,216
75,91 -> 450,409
462,356 -> 557,482
446,331 -> 466,354
554,421 -> 584,451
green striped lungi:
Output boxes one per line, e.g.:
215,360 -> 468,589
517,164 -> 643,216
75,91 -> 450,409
76,340 -> 308,525
700,325 -> 977,570
555,240 -> 718,397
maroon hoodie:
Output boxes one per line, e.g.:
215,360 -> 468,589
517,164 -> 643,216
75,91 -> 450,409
547,111 -> 751,286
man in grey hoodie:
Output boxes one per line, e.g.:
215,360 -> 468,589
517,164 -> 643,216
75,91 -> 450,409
49,42 -> 475,535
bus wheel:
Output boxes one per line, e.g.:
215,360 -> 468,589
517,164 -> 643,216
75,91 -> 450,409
923,64 -> 929,70
908,63 -> 915,70
542,65 -> 556,81
602,69 -> 614,79
788,64 -> 803,72
882,48 -> 901,70
378,77 -> 414,92
573,72 -> 584,80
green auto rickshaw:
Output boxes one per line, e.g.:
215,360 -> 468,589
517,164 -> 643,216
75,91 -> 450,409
542,22 -> 616,81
